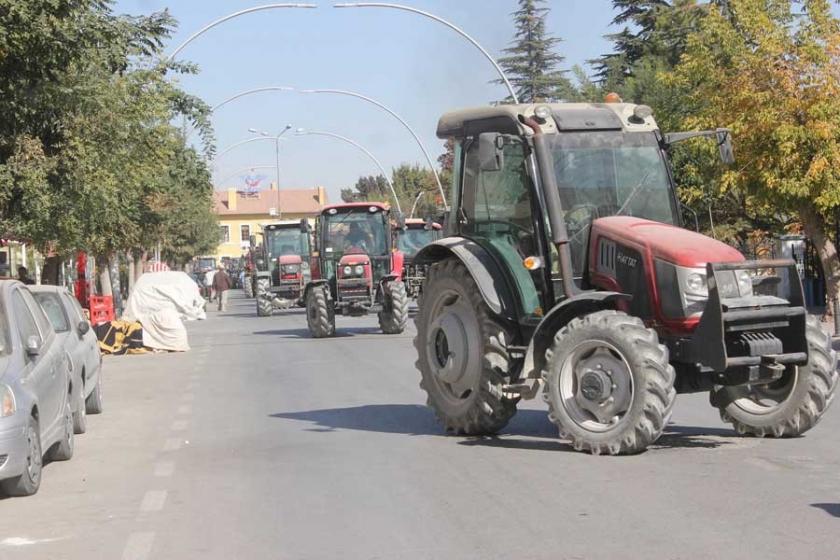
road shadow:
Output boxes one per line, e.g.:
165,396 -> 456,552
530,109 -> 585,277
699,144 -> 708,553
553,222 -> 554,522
222,310 -> 307,319
270,404 -> 731,452
811,503 -> 840,518
253,326 -> 385,339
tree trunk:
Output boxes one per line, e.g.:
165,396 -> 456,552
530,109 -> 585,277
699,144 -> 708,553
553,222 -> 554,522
127,252 -> 136,294
41,256 -> 62,285
800,204 -> 840,318
110,253 -> 123,316
96,254 -> 113,297
135,252 -> 145,282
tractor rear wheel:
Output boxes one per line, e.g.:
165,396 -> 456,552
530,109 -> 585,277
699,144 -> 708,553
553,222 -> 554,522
306,285 -> 335,338
542,310 -> 676,455
243,276 -> 254,298
379,280 -> 408,334
415,258 -> 517,435
256,278 -> 272,317
712,316 -> 838,437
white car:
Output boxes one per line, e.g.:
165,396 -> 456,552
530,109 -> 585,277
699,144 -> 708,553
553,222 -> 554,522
30,286 -> 102,434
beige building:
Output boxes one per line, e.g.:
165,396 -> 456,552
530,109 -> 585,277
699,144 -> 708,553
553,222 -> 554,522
212,184 -> 327,260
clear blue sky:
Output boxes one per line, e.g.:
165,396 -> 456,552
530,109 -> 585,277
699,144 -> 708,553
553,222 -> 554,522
110,1 -> 624,199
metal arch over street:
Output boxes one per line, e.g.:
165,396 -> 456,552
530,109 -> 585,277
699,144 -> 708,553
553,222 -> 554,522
333,2 -> 519,103
207,86 -> 449,211
296,129 -> 402,215
166,4 -> 317,62
214,136 -> 288,163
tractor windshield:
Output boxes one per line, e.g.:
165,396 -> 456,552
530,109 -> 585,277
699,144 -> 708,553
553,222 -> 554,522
396,227 -> 440,257
266,228 -> 309,258
324,209 -> 388,257
548,131 -> 678,225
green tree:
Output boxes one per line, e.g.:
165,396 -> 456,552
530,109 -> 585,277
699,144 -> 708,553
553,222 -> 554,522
495,0 -> 574,102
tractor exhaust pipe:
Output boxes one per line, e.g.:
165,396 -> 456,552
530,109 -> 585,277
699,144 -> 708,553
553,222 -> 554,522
520,115 -> 578,298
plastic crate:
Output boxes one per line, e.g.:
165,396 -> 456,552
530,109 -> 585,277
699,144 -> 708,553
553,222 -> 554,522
89,295 -> 115,326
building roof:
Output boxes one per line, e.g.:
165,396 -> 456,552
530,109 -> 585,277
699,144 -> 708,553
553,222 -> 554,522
214,187 -> 326,216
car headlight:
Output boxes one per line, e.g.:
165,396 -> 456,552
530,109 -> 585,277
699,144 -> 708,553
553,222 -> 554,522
354,265 -> 364,276
1,384 -> 16,418
343,265 -> 353,276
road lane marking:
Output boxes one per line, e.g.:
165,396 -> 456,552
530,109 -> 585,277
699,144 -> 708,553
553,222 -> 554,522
177,404 -> 192,415
140,490 -> 167,512
163,438 -> 182,451
1,537 -> 65,547
154,461 -> 175,477
122,532 -> 155,560
170,420 -> 188,431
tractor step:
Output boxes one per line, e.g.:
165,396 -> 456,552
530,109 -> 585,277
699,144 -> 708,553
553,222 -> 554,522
502,381 -> 541,399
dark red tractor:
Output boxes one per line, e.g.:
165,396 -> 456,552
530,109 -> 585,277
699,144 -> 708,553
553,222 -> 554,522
413,100 -> 838,455
303,202 -> 408,337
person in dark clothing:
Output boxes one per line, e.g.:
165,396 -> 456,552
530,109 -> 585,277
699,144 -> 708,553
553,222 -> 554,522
17,266 -> 34,285
211,265 -> 232,311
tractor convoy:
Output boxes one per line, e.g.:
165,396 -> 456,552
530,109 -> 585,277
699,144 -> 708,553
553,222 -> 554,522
233,99 -> 836,456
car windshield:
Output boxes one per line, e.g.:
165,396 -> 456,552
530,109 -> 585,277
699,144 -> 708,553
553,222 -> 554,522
548,130 -> 678,225
32,292 -> 70,333
266,228 -> 308,258
324,210 -> 388,256
397,227 -> 439,256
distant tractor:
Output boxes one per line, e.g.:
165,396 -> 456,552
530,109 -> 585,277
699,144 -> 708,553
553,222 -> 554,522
414,100 -> 838,455
303,202 -> 408,337
395,218 -> 442,299
251,220 -> 312,317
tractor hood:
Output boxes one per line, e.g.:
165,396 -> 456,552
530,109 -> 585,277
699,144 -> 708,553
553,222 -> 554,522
592,216 -> 744,267
339,254 -> 370,266
277,254 -> 302,265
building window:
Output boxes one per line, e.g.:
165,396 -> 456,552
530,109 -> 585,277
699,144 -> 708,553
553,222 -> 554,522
240,224 -> 250,243
219,225 -> 230,243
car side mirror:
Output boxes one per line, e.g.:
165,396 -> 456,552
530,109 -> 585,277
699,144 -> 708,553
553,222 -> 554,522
300,219 -> 309,233
716,129 -> 735,165
478,133 -> 504,172
25,335 -> 41,357
78,321 -> 90,335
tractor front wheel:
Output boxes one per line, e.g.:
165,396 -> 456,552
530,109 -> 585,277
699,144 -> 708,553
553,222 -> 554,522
712,316 -> 838,437
415,258 -> 517,435
542,310 -> 676,455
378,280 -> 408,334
306,285 -> 335,338
256,278 -> 272,317
243,276 -> 254,298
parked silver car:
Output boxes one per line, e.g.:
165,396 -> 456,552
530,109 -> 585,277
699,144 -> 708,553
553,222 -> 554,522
31,286 -> 103,434
0,280 -> 75,497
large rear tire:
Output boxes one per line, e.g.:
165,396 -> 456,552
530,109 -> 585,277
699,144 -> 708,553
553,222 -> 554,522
542,310 -> 676,455
256,278 -> 272,317
378,280 -> 408,334
306,285 -> 335,338
0,416 -> 42,497
243,276 -> 254,298
712,316 -> 838,437
415,258 -> 517,435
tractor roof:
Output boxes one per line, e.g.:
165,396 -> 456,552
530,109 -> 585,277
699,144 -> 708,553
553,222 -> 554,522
322,201 -> 390,214
436,102 -> 658,138
261,220 -> 302,229
402,218 -> 442,230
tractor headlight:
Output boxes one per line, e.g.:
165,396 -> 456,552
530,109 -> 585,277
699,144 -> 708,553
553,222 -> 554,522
343,265 -> 353,276
282,264 -> 300,274
656,261 -> 709,319
1,384 -> 16,418
354,265 -> 364,276
685,272 -> 706,293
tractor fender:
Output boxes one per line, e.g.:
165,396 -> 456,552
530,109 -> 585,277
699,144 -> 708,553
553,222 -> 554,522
414,237 -> 516,320
521,291 -> 631,379
302,279 -> 331,302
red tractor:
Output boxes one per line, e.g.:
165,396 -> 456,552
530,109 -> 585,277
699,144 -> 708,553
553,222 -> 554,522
414,101 -> 838,455
251,221 -> 312,316
395,218 -> 443,299
303,202 -> 408,337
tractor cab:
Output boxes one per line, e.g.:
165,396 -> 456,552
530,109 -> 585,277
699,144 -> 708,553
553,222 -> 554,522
413,100 -> 836,455
252,220 -> 312,316
304,202 -> 408,337
395,218 -> 442,298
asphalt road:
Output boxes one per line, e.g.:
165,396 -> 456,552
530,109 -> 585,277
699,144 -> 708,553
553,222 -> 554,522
2,291 -> 839,560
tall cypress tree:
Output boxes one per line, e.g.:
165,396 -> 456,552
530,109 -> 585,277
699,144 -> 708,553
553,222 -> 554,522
494,0 -> 573,103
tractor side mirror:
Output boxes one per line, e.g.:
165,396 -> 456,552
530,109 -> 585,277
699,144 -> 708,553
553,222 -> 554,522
716,129 -> 735,165
478,133 -> 504,172
299,219 -> 309,233
424,218 -> 435,231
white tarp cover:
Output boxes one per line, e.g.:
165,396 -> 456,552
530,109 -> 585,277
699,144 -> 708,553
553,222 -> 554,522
123,271 -> 206,323
141,308 -> 190,352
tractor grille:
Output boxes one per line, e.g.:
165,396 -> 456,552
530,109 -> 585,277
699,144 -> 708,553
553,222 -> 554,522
597,238 -> 617,276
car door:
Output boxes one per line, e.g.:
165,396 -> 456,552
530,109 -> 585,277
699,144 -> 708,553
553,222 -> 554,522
10,289 -> 62,435
63,293 -> 100,384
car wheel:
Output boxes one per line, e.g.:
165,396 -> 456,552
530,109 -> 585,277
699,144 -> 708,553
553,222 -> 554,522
85,375 -> 103,415
49,401 -> 74,461
0,416 -> 42,497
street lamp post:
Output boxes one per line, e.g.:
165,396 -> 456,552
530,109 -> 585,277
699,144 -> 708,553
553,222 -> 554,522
333,2 -> 519,103
295,128 -> 402,215
249,125 -> 293,218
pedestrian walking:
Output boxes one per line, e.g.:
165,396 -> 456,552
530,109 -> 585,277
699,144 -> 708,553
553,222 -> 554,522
212,265 -> 232,312
17,266 -> 34,285
203,267 -> 216,301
